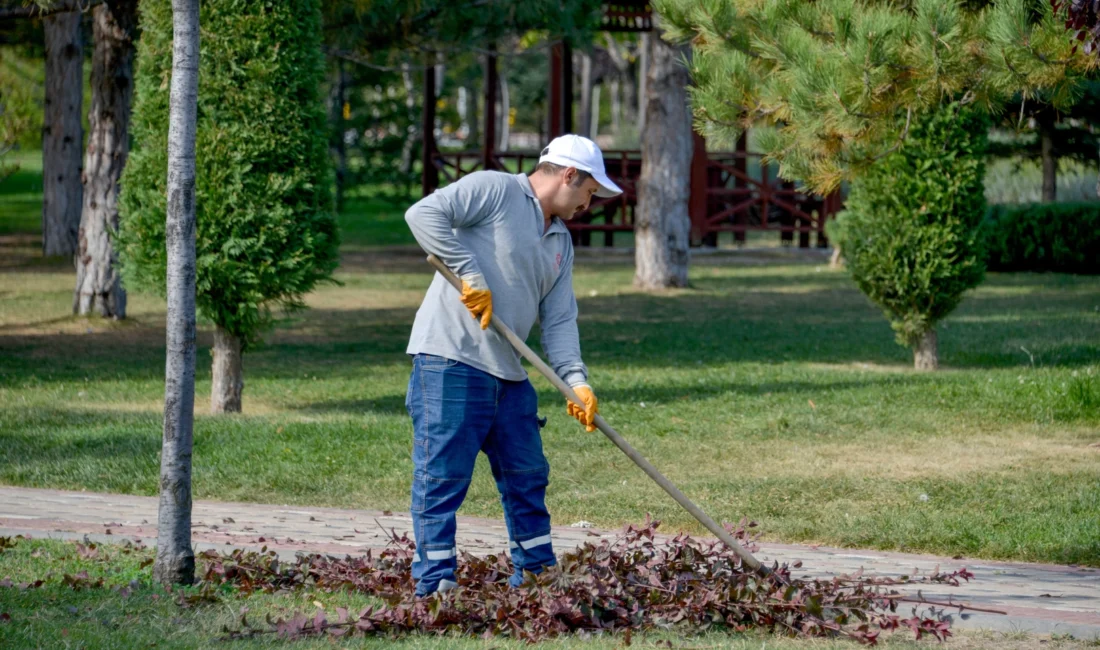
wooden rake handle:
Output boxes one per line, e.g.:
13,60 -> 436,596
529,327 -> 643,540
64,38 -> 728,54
425,254 -> 767,575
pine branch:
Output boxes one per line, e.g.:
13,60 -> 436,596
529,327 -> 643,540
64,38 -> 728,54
865,107 -> 914,162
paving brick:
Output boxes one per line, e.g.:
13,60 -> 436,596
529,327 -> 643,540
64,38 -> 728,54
1,486 -> 1096,639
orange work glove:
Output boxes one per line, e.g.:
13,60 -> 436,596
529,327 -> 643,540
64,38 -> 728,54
459,276 -> 493,330
567,384 -> 598,432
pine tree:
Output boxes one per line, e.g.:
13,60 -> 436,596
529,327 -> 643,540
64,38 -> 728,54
657,0 -> 1096,193
828,102 -> 988,369
657,0 -> 1096,367
119,0 -> 339,413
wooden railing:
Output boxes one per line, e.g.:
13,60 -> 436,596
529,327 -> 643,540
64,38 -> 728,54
430,149 -> 839,247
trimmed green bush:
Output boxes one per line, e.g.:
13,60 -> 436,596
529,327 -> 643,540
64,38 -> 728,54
984,202 -> 1100,274
827,102 -> 988,370
119,0 -> 338,411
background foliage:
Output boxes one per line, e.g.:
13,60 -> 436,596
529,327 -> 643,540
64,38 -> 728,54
118,0 -> 340,346
828,102 -> 989,348
985,201 -> 1100,273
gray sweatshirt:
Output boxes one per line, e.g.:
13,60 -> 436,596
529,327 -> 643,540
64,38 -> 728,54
404,171 -> 588,387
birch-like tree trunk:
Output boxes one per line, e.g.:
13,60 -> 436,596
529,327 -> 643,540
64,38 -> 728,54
603,34 -> 636,127
41,11 -> 83,258
399,63 -> 418,177
74,0 -> 137,318
154,0 -> 200,587
498,75 -> 510,152
610,78 -> 621,136
589,84 -> 601,138
210,325 -> 243,413
578,52 -> 593,140
633,31 -> 692,290
637,33 -> 649,134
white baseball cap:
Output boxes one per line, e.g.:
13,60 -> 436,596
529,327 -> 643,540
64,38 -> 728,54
538,134 -> 623,198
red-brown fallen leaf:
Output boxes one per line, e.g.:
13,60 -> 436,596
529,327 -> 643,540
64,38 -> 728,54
203,518 -> 967,645
75,543 -> 99,560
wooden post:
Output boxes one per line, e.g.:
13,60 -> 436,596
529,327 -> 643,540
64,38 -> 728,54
780,179 -> 794,246
792,180 -> 808,248
734,132 -> 747,244
483,44 -> 498,171
760,160 -> 770,241
562,41 -> 574,135
421,63 -> 438,197
549,43 -> 563,138
689,131 -> 709,246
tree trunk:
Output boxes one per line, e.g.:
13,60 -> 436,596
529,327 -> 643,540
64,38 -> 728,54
589,84 -> 601,139
579,52 -> 593,140
1040,117 -> 1056,202
332,58 -> 347,213
468,84 -> 480,151
603,34 -> 636,126
399,62 -> 418,178
829,245 -> 843,269
637,33 -> 649,134
155,0 -> 200,588
74,0 -> 137,319
41,11 -> 84,258
633,31 -> 692,290
913,328 -> 938,371
610,78 -> 621,136
498,75 -> 510,152
211,325 -> 243,414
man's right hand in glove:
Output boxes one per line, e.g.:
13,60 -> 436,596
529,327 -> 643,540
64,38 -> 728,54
459,275 -> 493,330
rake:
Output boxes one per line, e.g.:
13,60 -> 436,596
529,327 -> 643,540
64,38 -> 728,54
426,254 -> 770,577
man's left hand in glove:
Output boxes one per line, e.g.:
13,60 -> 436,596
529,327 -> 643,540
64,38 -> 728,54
567,384 -> 598,432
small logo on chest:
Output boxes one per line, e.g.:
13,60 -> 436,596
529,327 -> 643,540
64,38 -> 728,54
554,252 -> 563,273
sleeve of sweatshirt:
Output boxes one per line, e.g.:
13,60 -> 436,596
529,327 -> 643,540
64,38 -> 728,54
539,243 -> 589,387
404,172 -> 506,285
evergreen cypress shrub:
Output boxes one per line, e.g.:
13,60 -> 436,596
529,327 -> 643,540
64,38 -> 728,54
984,202 -> 1100,274
119,0 -> 339,412
827,102 -> 988,370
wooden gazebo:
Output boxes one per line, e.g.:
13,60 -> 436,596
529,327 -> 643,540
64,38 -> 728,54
420,2 -> 840,248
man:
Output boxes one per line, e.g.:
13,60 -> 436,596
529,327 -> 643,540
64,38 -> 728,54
403,134 -> 622,596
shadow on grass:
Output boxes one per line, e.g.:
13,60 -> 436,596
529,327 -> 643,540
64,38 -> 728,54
2,271 -> 1097,391
290,394 -> 409,415
289,376 -> 904,417
537,377 -> 911,407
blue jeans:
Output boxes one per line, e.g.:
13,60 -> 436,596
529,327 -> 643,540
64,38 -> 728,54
406,354 -> 556,596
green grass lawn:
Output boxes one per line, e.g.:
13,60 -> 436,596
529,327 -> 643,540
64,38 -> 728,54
1,160 -> 1099,569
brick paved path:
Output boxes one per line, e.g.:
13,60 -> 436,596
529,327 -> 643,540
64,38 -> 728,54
1,486 -> 1096,640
